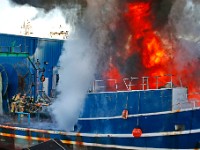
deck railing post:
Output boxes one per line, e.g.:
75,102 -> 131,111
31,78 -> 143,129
142,77 -> 149,90
16,112 -> 30,125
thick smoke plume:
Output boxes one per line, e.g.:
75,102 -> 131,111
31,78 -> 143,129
51,0 -> 121,130
169,0 -> 200,70
168,0 -> 200,96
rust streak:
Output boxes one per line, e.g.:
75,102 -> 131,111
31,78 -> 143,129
25,128 -> 32,147
76,132 -> 84,146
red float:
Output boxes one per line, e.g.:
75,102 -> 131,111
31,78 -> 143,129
132,128 -> 142,138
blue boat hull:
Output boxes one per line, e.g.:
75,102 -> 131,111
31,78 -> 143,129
0,33 -> 199,149
0,107 -> 199,149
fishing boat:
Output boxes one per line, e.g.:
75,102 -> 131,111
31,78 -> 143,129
0,32 -> 200,150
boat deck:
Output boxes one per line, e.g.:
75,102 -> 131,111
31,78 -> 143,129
0,113 -> 58,131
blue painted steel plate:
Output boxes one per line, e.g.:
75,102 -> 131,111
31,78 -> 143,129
0,65 -> 8,96
2,64 -> 18,98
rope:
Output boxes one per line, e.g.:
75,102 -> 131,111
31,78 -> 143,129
52,139 -> 66,150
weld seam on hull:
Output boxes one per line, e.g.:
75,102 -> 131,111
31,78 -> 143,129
78,107 -> 200,120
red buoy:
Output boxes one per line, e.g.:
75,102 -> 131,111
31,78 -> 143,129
132,128 -> 142,138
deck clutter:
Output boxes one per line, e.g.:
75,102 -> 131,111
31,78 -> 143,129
10,93 -> 50,114
9,92 -> 51,124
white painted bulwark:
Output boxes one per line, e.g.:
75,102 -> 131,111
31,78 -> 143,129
172,87 -> 190,110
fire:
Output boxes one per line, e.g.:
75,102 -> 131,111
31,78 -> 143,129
142,33 -> 167,68
105,1 -> 169,80
125,2 -> 152,40
103,1 -> 200,101
124,2 -> 169,71
104,65 -> 121,81
104,1 -> 169,87
103,57 -> 123,90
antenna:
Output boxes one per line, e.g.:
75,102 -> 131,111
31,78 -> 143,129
20,20 -> 33,36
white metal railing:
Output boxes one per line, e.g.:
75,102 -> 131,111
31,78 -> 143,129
91,74 -> 177,92
123,77 -> 139,90
123,74 -> 174,91
92,79 -> 117,92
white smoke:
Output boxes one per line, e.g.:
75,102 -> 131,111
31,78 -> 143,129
169,0 -> 200,70
51,36 -> 97,130
1,0 -> 120,131
0,0 -> 71,38
51,0 -> 120,131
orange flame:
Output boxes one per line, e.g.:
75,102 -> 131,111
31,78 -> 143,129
103,1 -> 200,101
124,2 -> 169,72
103,57 -> 123,91
142,33 -> 168,68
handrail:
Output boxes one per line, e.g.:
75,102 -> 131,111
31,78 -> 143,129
0,45 -> 28,53
93,79 -> 117,92
91,74 -> 177,92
